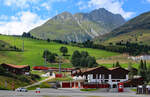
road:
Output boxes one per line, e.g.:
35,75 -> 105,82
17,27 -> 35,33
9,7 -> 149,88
0,88 -> 149,97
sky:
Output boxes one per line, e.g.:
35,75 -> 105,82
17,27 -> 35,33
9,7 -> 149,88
0,0 -> 150,35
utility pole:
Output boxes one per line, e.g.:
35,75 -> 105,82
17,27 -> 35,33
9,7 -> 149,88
14,37 -> 16,47
22,38 -> 24,52
45,49 -> 47,66
59,56 -> 61,73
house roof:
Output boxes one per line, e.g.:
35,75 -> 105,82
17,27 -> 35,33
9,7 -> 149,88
109,67 -> 129,72
81,66 -> 110,75
79,66 -> 129,75
1,63 -> 29,69
109,67 -> 122,70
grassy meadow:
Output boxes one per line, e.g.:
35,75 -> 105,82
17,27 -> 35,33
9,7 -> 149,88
103,29 -> 150,45
0,35 -> 121,68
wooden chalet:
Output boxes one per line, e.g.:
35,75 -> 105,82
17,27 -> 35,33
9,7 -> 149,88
72,66 -> 129,88
1,63 -> 30,75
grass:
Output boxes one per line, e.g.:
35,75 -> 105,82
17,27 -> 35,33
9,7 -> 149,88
27,77 -> 73,90
31,70 -> 49,81
0,35 -> 119,68
131,88 -> 137,92
104,29 -> 150,46
27,81 -> 52,90
0,35 -> 147,68
48,77 -> 73,82
0,76 -> 29,90
80,88 -> 99,91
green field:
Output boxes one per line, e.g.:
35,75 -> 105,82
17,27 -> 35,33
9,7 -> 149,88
0,35 -> 119,68
103,29 -> 150,46
0,75 -> 34,90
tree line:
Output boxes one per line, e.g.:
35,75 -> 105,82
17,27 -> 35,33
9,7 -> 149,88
128,60 -> 150,83
71,50 -> 98,68
81,40 -> 150,56
43,47 -> 98,68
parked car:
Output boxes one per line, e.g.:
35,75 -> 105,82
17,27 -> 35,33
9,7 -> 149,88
15,88 -> 28,92
36,88 -> 40,93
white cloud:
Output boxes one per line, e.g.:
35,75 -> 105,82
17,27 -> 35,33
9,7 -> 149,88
40,0 -> 67,11
77,1 -> 88,10
0,11 -> 46,35
41,3 -> 51,11
147,0 -> 150,2
0,0 -> 69,35
77,0 -> 135,19
4,0 -> 67,9
0,15 -> 8,20
4,0 -> 38,8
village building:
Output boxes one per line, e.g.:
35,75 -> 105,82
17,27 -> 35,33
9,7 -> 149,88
1,63 -> 30,75
72,66 -> 129,88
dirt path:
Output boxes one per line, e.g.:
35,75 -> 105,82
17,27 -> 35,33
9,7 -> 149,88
24,76 -> 55,88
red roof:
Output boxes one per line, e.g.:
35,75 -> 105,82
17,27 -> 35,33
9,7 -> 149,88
2,63 -> 29,69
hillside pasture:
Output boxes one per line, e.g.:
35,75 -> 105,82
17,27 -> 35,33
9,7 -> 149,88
0,35 -> 119,68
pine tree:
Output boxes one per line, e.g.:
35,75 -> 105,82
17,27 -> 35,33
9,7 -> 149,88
115,61 -> 121,67
147,65 -> 150,83
138,60 -> 147,81
113,63 -> 115,68
71,50 -> 81,67
138,60 -> 144,76
128,63 -> 137,79
144,60 -> 147,71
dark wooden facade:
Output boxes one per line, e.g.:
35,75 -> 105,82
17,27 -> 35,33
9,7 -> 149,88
82,66 -> 110,79
110,67 -> 129,79
1,63 -> 30,75
73,66 -> 129,79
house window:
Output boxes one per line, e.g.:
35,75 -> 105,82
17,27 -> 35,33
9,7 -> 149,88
93,74 -> 96,79
112,80 -> 116,82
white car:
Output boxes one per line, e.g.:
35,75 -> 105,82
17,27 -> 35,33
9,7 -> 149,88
15,88 -> 28,92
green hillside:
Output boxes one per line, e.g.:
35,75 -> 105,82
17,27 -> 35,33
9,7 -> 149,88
0,35 -> 119,68
0,40 -> 15,51
96,11 -> 150,45
0,76 -> 28,90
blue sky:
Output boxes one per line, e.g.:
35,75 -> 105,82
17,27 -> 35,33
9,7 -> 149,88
0,0 -> 150,35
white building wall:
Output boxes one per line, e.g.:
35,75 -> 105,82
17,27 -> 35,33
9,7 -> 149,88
82,74 -> 129,87
73,73 -> 129,88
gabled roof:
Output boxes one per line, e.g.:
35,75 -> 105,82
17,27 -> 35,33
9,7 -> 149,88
109,67 -> 129,71
80,66 -> 129,75
1,63 -> 29,69
82,66 -> 110,75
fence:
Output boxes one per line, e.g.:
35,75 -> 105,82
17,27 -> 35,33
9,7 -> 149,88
137,85 -> 150,94
60,82 -> 109,88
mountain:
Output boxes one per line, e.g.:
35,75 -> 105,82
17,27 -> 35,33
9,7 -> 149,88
97,11 -> 150,45
29,8 -> 125,42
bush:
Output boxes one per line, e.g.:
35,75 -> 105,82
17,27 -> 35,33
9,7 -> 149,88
71,50 -> 98,68
30,74 -> 41,80
17,75 -> 30,83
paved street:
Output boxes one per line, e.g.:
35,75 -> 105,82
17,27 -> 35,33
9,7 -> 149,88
0,88 -> 149,97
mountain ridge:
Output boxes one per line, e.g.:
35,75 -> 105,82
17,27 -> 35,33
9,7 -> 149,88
96,11 -> 150,45
29,8 -> 125,42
